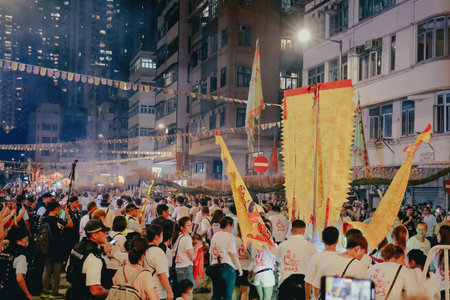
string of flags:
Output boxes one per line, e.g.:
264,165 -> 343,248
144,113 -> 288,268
0,156 -> 155,168
0,58 -> 282,108
0,121 -> 281,151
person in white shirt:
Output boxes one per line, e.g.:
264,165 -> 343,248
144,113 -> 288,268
304,226 -> 339,300
422,207 -> 437,238
366,244 -> 417,299
189,199 -> 200,221
105,216 -> 128,283
193,199 -> 208,235
145,224 -> 174,300
79,201 -> 97,240
249,220 -> 277,300
234,229 -> 251,300
99,198 -> 115,229
406,222 -> 431,254
112,235 -> 159,300
209,216 -> 243,300
198,207 -> 212,237
172,197 -> 190,221
268,205 -> 290,244
80,192 -> 90,216
431,225 -> 450,297
407,249 -> 441,300
313,235 -> 369,299
276,219 -> 317,300
172,217 -> 202,289
209,199 -> 220,216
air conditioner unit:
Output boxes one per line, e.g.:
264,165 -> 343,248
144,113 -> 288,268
364,38 -> 382,50
349,46 -> 364,55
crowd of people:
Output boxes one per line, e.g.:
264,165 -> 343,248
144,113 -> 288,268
0,182 -> 449,300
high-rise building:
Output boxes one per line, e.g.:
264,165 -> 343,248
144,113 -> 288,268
302,0 -> 450,207
154,0 -> 303,179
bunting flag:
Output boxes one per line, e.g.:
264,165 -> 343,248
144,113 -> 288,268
0,57 -> 283,108
215,131 -> 276,253
282,80 -> 355,234
348,124 -> 432,250
245,38 -> 264,153
270,131 -> 278,174
352,97 -> 371,177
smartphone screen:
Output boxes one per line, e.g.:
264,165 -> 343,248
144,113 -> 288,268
321,276 -> 375,300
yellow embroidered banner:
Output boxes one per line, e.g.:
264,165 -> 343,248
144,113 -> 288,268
348,124 -> 431,250
282,80 -> 355,232
215,131 -> 276,252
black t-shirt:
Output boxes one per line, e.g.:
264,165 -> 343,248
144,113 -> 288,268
43,215 -> 67,261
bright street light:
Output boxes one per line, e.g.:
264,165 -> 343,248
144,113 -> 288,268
158,123 -> 165,129
297,28 -> 311,42
98,134 -> 104,138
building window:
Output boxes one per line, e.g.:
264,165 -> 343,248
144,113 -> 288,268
42,150 -> 50,157
220,67 -> 227,87
52,137 -> 57,143
359,48 -> 382,81
328,55 -> 348,81
417,16 -> 448,62
280,71 -> 298,90
200,40 -> 208,60
221,28 -> 228,47
195,162 -> 205,173
390,34 -> 396,71
369,104 -> 393,139
281,38 -> 292,51
140,128 -> 152,136
42,124 -> 52,131
210,34 -> 218,54
237,66 -> 251,87
42,137 -> 51,143
401,100 -> 415,136
140,105 -> 148,113
201,80 -> 207,94
308,64 -> 324,85
166,97 -> 177,115
220,109 -> 226,127
359,0 -> 395,21
309,14 -> 325,39
52,124 -> 57,131
329,0 -> 348,36
236,108 -> 246,127
238,24 -> 252,47
209,114 -> 216,130
434,92 -> 450,133
210,76 -> 217,92
156,102 -> 164,119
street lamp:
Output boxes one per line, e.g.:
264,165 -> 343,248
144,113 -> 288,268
298,28 -> 343,81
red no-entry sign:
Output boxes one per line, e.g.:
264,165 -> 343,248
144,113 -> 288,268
253,156 -> 269,174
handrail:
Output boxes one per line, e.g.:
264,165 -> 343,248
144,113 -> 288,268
421,245 -> 450,300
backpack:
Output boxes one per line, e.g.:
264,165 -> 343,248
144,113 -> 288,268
35,222 -> 52,255
106,266 -> 148,300
0,252 -> 15,296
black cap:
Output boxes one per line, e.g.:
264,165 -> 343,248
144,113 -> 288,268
84,219 -> 110,234
43,192 -> 53,198
126,203 -> 138,212
68,196 -> 79,203
46,201 -> 60,212
7,226 -> 28,243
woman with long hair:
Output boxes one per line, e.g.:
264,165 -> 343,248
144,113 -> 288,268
432,225 -> 450,298
366,244 -> 417,299
112,236 -> 159,300
172,216 -> 202,289
391,225 -> 409,254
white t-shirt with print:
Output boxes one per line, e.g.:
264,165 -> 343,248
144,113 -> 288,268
209,230 -> 238,269
366,262 -> 417,300
411,268 -> 440,300
235,237 -> 251,270
432,254 -> 450,291
145,246 -> 170,299
304,251 -> 337,285
313,254 -> 368,288
249,245 -> 276,273
269,213 -> 290,243
276,235 -> 317,285
406,236 -> 431,254
174,234 -> 194,268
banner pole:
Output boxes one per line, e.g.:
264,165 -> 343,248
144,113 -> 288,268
312,85 -> 319,241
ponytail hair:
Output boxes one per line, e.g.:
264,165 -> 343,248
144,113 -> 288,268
171,216 -> 190,247
128,235 -> 148,264
380,243 -> 404,261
